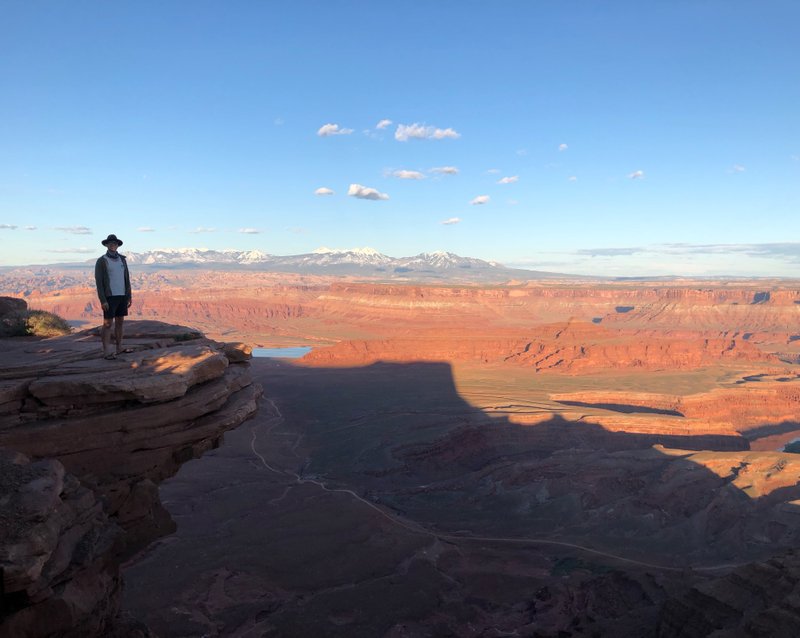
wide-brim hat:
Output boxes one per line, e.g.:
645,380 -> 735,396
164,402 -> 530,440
101,234 -> 123,246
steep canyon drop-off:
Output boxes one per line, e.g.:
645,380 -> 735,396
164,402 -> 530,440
2,272 -> 800,635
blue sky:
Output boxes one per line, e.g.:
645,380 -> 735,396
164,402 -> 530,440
1,1 -> 798,276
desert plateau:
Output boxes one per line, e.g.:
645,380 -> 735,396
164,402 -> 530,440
2,264 -> 800,636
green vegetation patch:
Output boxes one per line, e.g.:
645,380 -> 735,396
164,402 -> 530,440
0,309 -> 72,338
25,310 -> 72,337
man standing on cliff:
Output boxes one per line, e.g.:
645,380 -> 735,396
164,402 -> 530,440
95,233 -> 133,360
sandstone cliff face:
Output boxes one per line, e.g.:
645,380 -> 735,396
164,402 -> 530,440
0,321 -> 261,637
13,276 -> 800,347
301,320 -> 778,371
551,374 -> 800,440
0,450 -> 120,638
680,382 -> 800,430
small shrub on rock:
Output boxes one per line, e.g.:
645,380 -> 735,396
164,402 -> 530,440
0,308 -> 72,338
25,310 -> 72,337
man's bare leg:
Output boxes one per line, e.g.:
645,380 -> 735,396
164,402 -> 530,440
114,316 -> 125,354
102,318 -> 113,356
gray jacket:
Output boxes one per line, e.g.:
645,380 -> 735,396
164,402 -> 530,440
94,254 -> 132,305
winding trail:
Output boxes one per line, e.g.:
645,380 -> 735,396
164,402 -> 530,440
251,397 -> 746,574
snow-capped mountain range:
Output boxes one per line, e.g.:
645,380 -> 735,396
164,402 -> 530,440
119,247 -> 554,281
124,248 -> 271,265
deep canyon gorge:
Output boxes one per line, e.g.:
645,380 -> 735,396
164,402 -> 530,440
2,268 -> 800,636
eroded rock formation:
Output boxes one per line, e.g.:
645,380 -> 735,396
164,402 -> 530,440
8,275 -> 800,355
657,550 -> 800,637
0,295 -> 29,337
301,320 -> 778,370
0,321 -> 261,637
0,450 -> 120,638
551,373 -> 800,444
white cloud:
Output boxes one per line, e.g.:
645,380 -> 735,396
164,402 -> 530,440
239,228 -> 261,234
558,143 -> 569,151
395,123 -> 460,142
430,166 -> 459,175
576,247 -> 643,257
0,224 -> 17,230
628,170 -> 645,180
24,225 -> 36,230
431,128 -> 460,140
317,123 -> 354,137
348,183 -> 389,201
486,168 -> 500,174
732,164 -> 746,172
516,149 -> 528,156
376,119 -> 392,129
392,169 -> 425,180
137,226 -> 155,232
314,187 -> 335,196
441,217 -> 461,225
190,226 -> 216,233
507,199 -> 519,206
470,195 -> 490,205
509,242 -> 800,277
54,226 -> 92,235
497,175 -> 519,184
51,247 -> 94,254
568,175 -> 578,182
274,117 -> 284,126
660,242 -> 800,261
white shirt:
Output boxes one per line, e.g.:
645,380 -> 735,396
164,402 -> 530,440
104,255 -> 126,296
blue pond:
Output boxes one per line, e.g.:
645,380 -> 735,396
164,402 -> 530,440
251,346 -> 312,359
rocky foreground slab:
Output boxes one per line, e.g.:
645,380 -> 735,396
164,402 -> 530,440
0,320 -> 261,637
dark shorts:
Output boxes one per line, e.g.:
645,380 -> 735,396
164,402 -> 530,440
103,296 -> 129,319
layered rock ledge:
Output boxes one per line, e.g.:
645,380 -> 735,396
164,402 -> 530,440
0,321 -> 261,637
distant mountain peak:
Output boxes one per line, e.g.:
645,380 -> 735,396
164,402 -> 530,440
398,251 -> 493,269
239,249 -> 271,262
115,246 -> 560,282
312,246 -> 382,256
